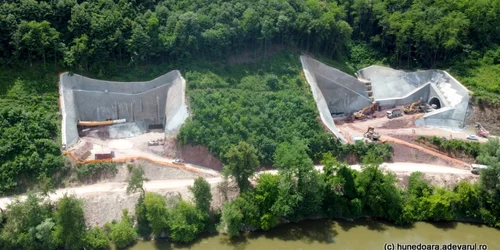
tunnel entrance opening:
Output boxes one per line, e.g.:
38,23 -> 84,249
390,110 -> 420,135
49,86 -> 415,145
429,97 -> 442,109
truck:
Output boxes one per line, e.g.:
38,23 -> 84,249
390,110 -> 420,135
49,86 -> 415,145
95,151 -> 115,160
471,164 -> 488,175
172,159 -> 185,165
386,109 -> 403,119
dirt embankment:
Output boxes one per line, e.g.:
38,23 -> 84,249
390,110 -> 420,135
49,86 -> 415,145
388,141 -> 464,168
465,104 -> 500,135
396,172 -> 478,189
379,117 -> 417,129
82,179 -> 239,227
389,134 -> 477,164
179,145 -> 224,171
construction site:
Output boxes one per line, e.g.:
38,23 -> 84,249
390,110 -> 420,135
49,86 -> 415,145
24,55 -> 490,225
301,55 -> 494,168
58,56 -> 496,173
58,70 -> 223,176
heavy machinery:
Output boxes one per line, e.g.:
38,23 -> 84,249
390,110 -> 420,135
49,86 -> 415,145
364,126 -> 381,141
475,123 -> 490,138
403,98 -> 423,114
386,109 -> 403,119
353,102 -> 377,119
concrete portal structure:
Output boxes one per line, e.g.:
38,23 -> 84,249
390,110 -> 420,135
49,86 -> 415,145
300,56 -> 470,142
59,70 -> 189,148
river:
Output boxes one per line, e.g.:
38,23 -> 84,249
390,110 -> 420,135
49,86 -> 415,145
127,219 -> 498,250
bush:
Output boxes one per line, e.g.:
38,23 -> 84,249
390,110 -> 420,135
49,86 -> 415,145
76,163 -> 118,183
110,210 -> 137,249
167,201 -> 205,243
416,136 -> 481,158
84,227 -> 110,250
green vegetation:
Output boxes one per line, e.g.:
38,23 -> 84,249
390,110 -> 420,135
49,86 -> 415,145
217,138 -> 500,237
126,166 -> 149,197
0,78 -> 63,195
0,194 -> 112,250
177,52 -> 339,164
0,140 -> 499,248
75,162 -> 118,183
107,210 -> 138,249
223,142 -> 260,191
416,136 -> 481,159
135,178 -> 214,242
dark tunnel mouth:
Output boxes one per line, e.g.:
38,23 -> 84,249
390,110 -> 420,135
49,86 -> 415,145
429,97 -> 442,109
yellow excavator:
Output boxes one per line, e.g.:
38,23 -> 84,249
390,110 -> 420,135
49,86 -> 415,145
353,102 -> 377,119
403,98 -> 423,114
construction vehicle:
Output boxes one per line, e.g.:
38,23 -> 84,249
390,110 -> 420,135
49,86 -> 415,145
364,126 -> 381,141
95,151 -> 115,160
386,109 -> 403,119
403,98 -> 423,114
475,123 -> 490,138
353,102 -> 378,119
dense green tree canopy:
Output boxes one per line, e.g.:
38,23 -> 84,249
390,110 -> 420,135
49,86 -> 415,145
224,141 -> 260,192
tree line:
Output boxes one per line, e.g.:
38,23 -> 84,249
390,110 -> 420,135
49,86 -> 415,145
1,0 -> 499,71
217,138 -> 500,236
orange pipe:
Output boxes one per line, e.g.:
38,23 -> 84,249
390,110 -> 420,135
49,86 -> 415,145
381,137 -> 469,168
63,151 -> 210,175
78,121 -> 114,127
342,122 -> 469,168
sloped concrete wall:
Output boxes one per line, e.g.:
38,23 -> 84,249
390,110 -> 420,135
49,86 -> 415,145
357,66 -> 432,99
60,70 -> 189,147
376,83 -> 431,109
300,56 -> 346,142
303,57 -> 372,115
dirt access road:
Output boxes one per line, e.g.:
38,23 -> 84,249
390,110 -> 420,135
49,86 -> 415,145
0,162 -> 474,210
338,114 -> 486,142
75,133 -> 220,177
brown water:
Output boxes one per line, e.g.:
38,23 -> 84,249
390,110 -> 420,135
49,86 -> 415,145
128,219 -> 499,250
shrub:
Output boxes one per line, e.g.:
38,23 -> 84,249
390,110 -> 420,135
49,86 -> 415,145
110,210 -> 137,249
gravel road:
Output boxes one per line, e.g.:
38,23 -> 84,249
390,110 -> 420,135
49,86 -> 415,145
0,162 -> 473,211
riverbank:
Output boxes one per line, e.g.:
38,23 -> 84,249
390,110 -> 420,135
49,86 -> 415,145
125,219 -> 499,250
0,162 -> 477,226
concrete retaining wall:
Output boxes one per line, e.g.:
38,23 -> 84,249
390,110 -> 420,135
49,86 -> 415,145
300,56 -> 346,142
376,83 -> 431,109
303,57 -> 371,115
60,70 -> 189,147
357,66 -> 470,129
